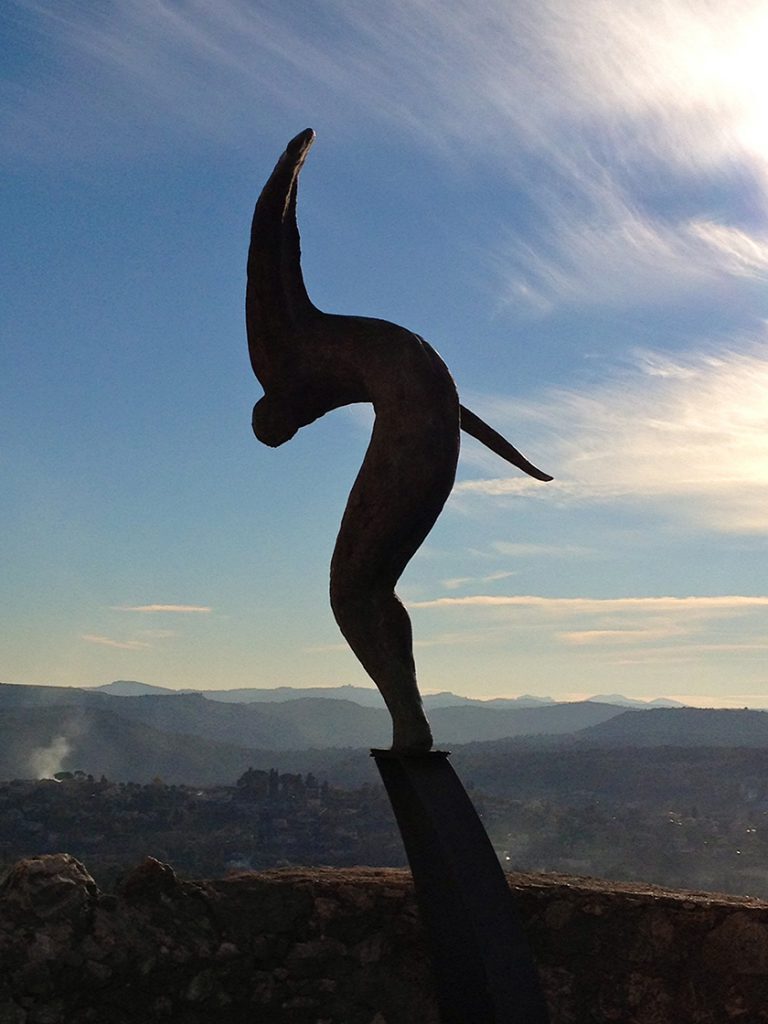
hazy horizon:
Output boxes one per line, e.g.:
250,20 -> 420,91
4,675 -> 768,711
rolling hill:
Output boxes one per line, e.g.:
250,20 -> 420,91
577,707 -> 768,747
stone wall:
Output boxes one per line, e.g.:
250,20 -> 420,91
1,854 -> 768,1023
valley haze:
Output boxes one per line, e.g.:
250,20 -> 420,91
1,679 -> 763,788
5,678 -> 768,903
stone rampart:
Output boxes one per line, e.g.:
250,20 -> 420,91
1,854 -> 767,1023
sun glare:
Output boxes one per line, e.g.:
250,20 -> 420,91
708,7 -> 768,163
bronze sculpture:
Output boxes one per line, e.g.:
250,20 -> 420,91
247,129 -> 551,751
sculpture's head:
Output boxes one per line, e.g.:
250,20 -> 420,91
251,393 -> 300,447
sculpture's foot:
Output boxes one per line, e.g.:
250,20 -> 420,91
391,716 -> 433,753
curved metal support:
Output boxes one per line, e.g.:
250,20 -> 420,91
373,749 -> 550,1023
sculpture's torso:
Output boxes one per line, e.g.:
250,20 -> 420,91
251,310 -> 460,454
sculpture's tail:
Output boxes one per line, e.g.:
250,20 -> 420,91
460,405 -> 553,481
246,128 -> 317,388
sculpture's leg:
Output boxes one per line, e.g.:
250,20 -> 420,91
329,397 -> 459,752
372,749 -> 550,1024
331,576 -> 432,750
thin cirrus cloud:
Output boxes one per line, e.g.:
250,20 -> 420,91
7,1 -> 767,311
688,221 -> 768,280
456,344 -> 768,533
339,0 -> 768,310
492,542 -> 592,558
306,630 -> 497,653
438,548 -> 589,590
410,594 -> 768,653
112,604 -> 212,614
441,570 -> 517,591
7,1 -> 768,172
498,206 -> 768,313
81,634 -> 149,650
559,625 -> 701,646
410,595 -> 768,612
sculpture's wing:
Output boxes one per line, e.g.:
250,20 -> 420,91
246,128 -> 317,390
460,405 -> 553,481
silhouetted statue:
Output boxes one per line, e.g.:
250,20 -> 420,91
247,129 -> 551,751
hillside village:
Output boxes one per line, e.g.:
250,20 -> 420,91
0,769 -> 405,887
3,752 -> 768,900
4,682 -> 768,898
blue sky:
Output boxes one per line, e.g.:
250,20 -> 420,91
2,0 -> 767,706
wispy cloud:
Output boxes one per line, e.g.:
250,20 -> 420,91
621,643 -> 768,657
81,634 -> 150,650
7,1 -> 768,169
113,604 -> 212,614
498,207 -> 768,312
441,570 -> 518,591
307,629 -> 494,652
411,595 -> 768,612
493,542 -> 593,558
689,221 -> 768,278
411,592 -> 768,657
415,631 -> 498,649
7,0 -> 767,311
457,343 -> 768,533
439,543 -> 591,590
559,625 -> 694,646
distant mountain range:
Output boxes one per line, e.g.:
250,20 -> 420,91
92,679 -> 556,707
0,682 -> 625,751
92,679 -> 684,710
0,680 -> 759,786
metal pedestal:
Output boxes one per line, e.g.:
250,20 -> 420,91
372,749 -> 549,1024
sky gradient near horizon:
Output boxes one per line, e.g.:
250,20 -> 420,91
2,0 -> 767,707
